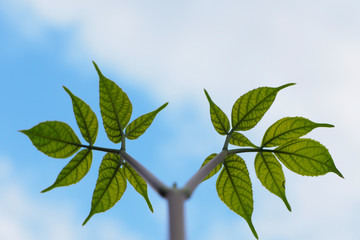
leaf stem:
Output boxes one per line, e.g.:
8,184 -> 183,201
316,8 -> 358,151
228,147 -> 267,155
78,144 -> 121,154
184,150 -> 228,198
222,132 -> 233,150
119,150 -> 169,197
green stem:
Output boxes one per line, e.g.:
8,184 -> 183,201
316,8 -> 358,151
222,132 -> 232,150
78,144 -> 120,154
228,147 -> 266,155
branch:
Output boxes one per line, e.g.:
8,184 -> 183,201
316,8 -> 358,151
119,150 -> 169,197
183,150 -> 228,198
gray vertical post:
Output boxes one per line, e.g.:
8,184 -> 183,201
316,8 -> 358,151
167,185 -> 186,240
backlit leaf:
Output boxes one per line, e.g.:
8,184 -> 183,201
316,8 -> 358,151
255,152 -> 291,211
20,121 -> 81,158
216,155 -> 258,239
262,117 -> 334,147
94,62 -> 132,143
275,139 -> 343,177
229,132 -> 257,148
83,153 -> 127,225
204,89 -> 230,135
42,149 -> 92,193
200,153 -> 222,182
231,83 -> 295,131
123,163 -> 153,212
64,86 -> 98,145
125,103 -> 168,140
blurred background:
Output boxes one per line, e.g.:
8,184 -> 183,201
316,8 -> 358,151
0,1 -> 359,239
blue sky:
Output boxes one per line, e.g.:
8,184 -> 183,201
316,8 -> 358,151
1,1 -> 359,240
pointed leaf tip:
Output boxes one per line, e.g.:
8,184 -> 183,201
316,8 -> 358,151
275,139 -> 341,177
125,102 -> 167,140
92,61 -> 103,77
216,155 -> 256,238
21,121 -> 81,158
41,149 -> 93,193
99,68 -> 133,143
204,89 -> 230,135
247,220 -> 259,239
334,168 -> 344,178
82,214 -> 92,226
123,163 -> 154,212
85,153 -> 126,225
231,83 -> 295,131
262,117 -> 335,147
63,86 -> 98,145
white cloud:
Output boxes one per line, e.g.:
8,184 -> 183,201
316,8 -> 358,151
0,156 -> 143,240
6,0 -> 360,102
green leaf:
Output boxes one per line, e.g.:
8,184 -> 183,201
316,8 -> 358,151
229,132 -> 257,148
20,121 -> 81,158
204,89 -> 230,135
83,153 -> 127,225
42,149 -> 92,193
231,83 -> 295,131
123,163 -> 153,212
63,86 -> 99,145
262,117 -> 334,147
125,102 -> 168,140
255,152 -> 291,211
94,62 -> 132,143
274,139 -> 343,177
216,155 -> 258,239
200,153 -> 223,182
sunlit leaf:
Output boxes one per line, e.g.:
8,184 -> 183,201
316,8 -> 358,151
83,153 -> 127,225
216,155 -> 258,239
275,139 -> 343,177
229,132 -> 257,148
125,103 -> 168,140
204,89 -> 230,135
255,152 -> 291,211
94,62 -> 132,143
63,86 -> 98,145
20,121 -> 81,158
42,149 -> 92,193
200,153 -> 222,182
123,163 -> 153,212
231,83 -> 295,131
262,117 -> 334,147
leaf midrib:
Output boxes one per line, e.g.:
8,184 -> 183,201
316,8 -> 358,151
92,159 -> 123,213
233,88 -> 276,131
72,94 -> 93,145
272,148 -> 333,173
101,80 -> 124,137
262,124 -> 316,147
223,160 -> 251,218
259,152 -> 285,199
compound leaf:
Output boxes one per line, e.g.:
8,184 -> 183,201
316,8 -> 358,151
125,102 -> 168,140
95,62 -> 132,143
20,121 -> 81,158
216,155 -> 258,239
255,152 -> 291,211
83,153 -> 127,225
275,139 -> 343,177
42,149 -> 92,193
231,83 -> 295,131
64,86 -> 98,145
262,117 -> 334,147
123,163 -> 153,212
200,153 -> 223,182
204,89 -> 230,135
229,132 -> 257,148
